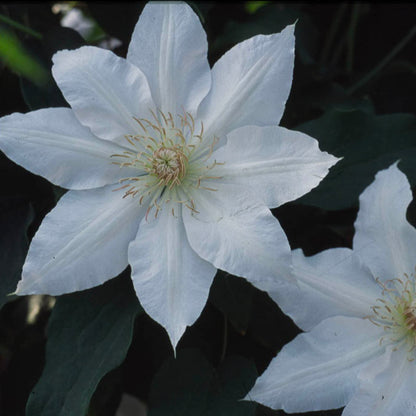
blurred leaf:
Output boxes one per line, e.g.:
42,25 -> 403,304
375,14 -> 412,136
0,198 -> 34,309
245,2 -> 271,14
149,349 -> 256,416
0,27 -> 47,85
297,109 -> 416,210
298,82 -> 375,114
210,273 -> 253,333
20,26 -> 85,110
0,12 -> 42,39
26,274 -> 142,416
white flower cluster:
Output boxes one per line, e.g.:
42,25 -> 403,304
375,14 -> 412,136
1,2 -> 413,415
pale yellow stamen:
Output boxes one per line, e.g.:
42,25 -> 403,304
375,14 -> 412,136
368,271 -> 416,360
110,109 -> 223,217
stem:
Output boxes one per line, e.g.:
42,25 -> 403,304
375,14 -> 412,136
0,13 -> 42,39
330,32 -> 347,69
320,3 -> 348,66
346,3 -> 360,74
347,24 -> 416,94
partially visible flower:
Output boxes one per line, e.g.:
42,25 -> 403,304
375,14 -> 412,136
0,2 -> 338,348
247,163 -> 416,415
60,7 -> 95,39
58,6 -> 122,50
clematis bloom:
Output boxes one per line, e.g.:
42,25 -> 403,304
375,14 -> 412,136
247,163 -> 416,415
0,2 -> 338,348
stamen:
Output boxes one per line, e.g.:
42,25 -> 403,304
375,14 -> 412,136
110,109 -> 224,218
369,272 -> 416,359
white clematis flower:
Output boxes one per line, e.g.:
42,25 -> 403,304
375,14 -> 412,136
0,2 -> 338,348
247,163 -> 416,415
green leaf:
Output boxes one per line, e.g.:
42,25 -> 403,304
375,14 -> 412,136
0,197 -> 34,309
210,273 -> 253,333
149,349 -> 256,416
210,4 -> 317,66
297,109 -> 416,210
205,356 -> 257,416
26,274 -> 142,416
149,349 -> 213,416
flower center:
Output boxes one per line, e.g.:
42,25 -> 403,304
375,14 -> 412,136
151,146 -> 187,187
369,272 -> 416,359
111,109 -> 222,218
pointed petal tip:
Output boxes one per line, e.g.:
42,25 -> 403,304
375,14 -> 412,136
243,384 -> 267,407
279,22 -> 296,44
334,154 -> 343,164
285,21 -> 297,32
166,326 -> 185,355
376,160 -> 403,178
14,277 -> 42,296
328,154 -> 342,170
13,279 -> 43,296
241,390 -> 255,402
14,279 -> 26,296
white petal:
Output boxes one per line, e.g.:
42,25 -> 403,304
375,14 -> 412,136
182,185 -> 292,286
128,204 -> 217,349
211,125 -> 340,208
197,24 -> 295,139
16,185 -> 144,295
127,2 -> 211,115
344,347 -> 416,416
0,108 -> 135,190
354,163 -> 416,281
52,46 -> 154,142
246,316 -> 385,413
259,248 -> 380,331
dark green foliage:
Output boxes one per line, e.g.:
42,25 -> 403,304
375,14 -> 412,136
26,274 -> 142,416
297,110 -> 416,210
210,272 -> 254,333
149,349 -> 256,416
0,198 -> 33,310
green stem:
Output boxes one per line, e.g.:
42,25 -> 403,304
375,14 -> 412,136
0,13 -> 42,39
330,31 -> 347,68
320,2 -> 348,66
347,24 -> 416,94
346,3 -> 360,74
